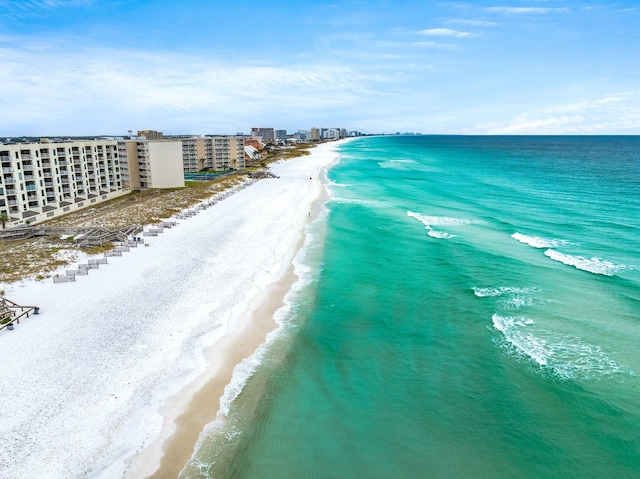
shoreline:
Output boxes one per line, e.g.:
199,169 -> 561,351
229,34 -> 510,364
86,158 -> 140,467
125,141 -> 345,478
0,141 -> 346,479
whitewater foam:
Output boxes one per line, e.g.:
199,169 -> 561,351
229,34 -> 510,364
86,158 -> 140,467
472,286 -> 540,298
511,232 -> 570,249
544,249 -> 630,276
491,314 -> 624,380
407,211 -> 476,239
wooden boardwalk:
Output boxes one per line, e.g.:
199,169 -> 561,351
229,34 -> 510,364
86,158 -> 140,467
0,297 -> 39,332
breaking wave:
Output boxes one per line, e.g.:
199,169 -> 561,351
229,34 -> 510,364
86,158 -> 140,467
544,249 -> 630,276
492,314 -> 623,380
407,211 -> 475,240
511,232 -> 570,249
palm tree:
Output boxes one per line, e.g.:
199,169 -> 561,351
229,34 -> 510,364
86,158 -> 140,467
0,212 -> 9,229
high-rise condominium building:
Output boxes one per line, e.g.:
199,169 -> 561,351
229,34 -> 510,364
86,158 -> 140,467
0,139 -> 126,227
181,136 -> 246,173
137,130 -> 164,140
251,128 -> 275,142
117,140 -> 184,189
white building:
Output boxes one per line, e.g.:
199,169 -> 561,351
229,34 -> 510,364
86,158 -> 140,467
0,139 -> 126,227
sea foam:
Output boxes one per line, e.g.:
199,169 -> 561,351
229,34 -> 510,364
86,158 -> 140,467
491,314 -> 624,380
407,211 -> 475,239
473,286 -> 540,298
544,249 -> 629,276
511,232 -> 569,249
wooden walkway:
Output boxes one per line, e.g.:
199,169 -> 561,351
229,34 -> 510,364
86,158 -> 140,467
0,297 -> 39,332
0,225 -> 143,246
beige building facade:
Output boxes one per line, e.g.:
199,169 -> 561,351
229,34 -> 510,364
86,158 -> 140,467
118,139 -> 184,189
0,139 -> 127,227
118,140 -> 184,189
181,136 -> 246,172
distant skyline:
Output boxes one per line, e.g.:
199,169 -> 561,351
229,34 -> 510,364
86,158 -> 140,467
1,0 -> 638,136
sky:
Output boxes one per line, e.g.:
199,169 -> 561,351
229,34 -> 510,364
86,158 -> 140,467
0,0 -> 639,136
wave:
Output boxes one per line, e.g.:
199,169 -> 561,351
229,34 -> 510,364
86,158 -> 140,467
544,249 -> 630,276
407,211 -> 476,240
428,230 -> 455,239
492,314 -> 623,380
492,314 -> 546,366
473,286 -> 540,298
511,232 -> 570,249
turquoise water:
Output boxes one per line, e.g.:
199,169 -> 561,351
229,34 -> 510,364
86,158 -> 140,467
184,136 -> 640,478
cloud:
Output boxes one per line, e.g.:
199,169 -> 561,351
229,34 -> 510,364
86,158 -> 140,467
0,42 -> 401,134
417,28 -> 477,38
486,7 -> 570,15
475,92 -> 640,134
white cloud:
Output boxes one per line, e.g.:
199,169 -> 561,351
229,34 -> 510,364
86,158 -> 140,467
0,42 -> 398,134
475,92 -> 640,134
417,28 -> 477,38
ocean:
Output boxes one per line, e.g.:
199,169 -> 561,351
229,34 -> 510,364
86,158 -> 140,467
182,136 -> 640,478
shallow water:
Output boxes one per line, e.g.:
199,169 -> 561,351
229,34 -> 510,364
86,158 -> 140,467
184,136 -> 640,478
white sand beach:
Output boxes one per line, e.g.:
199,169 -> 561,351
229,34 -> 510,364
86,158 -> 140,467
0,141 -> 343,479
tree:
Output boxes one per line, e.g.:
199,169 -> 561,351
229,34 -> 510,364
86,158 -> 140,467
0,212 -> 9,229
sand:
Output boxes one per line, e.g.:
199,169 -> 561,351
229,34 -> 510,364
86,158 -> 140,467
0,141 -> 344,479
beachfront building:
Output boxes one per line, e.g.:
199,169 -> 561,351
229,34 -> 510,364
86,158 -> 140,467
137,130 -> 163,140
0,139 -> 126,227
180,136 -> 246,173
117,139 -> 184,189
251,128 -> 275,142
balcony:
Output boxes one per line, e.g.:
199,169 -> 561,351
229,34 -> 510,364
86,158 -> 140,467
57,152 -> 67,157
26,185 -> 38,191
24,175 -> 36,181
7,200 -> 19,206
3,178 -> 16,184
46,197 -> 57,203
22,164 -> 35,171
43,172 -> 53,178
0,155 -> 13,161
21,154 -> 33,160
44,181 -> 54,187
58,160 -> 69,166
40,152 -> 50,159
2,167 -> 14,173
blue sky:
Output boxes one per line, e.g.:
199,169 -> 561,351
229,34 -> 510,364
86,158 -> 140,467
1,0 -> 638,135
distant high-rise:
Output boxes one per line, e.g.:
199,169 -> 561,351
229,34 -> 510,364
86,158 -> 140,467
251,128 -> 275,141
137,130 -> 163,140
275,129 -> 287,139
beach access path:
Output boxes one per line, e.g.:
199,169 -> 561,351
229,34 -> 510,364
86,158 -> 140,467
0,141 -> 341,479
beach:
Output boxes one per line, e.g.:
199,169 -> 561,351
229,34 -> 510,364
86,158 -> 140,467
0,141 -> 342,479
